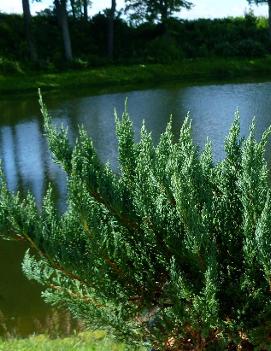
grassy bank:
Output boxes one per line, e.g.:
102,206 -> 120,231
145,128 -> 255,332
0,331 -> 144,351
1,57 -> 271,96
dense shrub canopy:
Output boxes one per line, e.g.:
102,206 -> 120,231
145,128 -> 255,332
1,95 -> 271,350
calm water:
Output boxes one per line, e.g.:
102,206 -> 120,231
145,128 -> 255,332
1,81 -> 271,335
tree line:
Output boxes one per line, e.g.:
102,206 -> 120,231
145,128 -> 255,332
1,0 -> 271,69
20,0 -> 194,63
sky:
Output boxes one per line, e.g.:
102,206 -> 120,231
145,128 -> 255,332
0,0 -> 268,19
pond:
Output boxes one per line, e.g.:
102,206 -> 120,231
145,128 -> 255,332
1,81 -> 271,335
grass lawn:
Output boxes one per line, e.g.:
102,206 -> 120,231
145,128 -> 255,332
0,331 -> 145,351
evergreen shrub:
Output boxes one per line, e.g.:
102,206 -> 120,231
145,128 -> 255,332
1,95 -> 271,350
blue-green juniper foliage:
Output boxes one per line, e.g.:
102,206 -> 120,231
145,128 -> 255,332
1,94 -> 271,350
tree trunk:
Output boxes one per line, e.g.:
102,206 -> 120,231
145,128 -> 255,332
21,0 -> 38,62
70,0 -> 76,19
55,0 -> 73,61
160,0 -> 168,24
107,0 -> 116,59
268,0 -> 271,41
83,0 -> 88,21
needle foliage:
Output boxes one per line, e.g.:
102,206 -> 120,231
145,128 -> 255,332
1,95 -> 271,350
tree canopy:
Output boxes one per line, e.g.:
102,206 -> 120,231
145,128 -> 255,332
248,0 -> 270,4
247,0 -> 271,38
125,0 -> 193,24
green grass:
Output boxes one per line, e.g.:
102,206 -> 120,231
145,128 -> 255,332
2,57 -> 271,96
0,331 -> 144,351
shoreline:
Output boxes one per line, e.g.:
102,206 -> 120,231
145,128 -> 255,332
1,57 -> 271,97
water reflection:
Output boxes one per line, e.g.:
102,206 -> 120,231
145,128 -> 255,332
1,81 -> 271,335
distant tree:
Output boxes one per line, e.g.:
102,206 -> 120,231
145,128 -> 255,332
248,0 -> 271,39
54,0 -> 73,61
83,0 -> 90,20
107,0 -> 116,58
70,0 -> 77,18
125,0 -> 193,24
21,0 -> 38,62
70,0 -> 91,20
